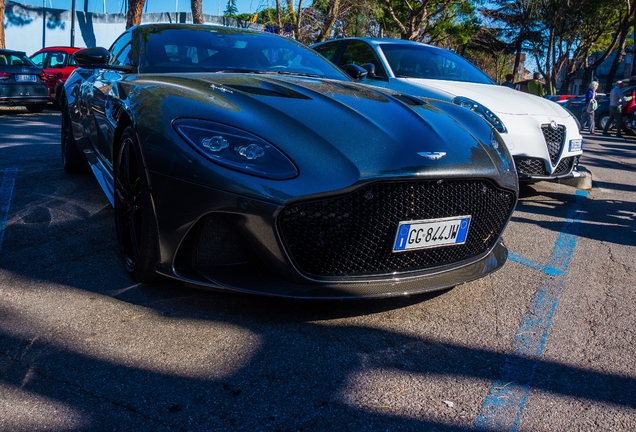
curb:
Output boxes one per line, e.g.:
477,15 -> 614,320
557,166 -> 593,190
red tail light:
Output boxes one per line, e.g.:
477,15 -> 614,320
40,72 -> 48,81
0,72 -> 10,80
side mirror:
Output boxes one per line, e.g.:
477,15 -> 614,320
345,64 -> 368,81
74,47 -> 110,68
360,63 -> 376,78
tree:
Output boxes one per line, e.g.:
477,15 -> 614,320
0,0 -> 5,48
546,0 -> 625,94
481,0 -> 541,82
191,0 -> 204,24
126,0 -> 147,29
224,0 -> 238,17
379,0 -> 465,41
601,0 -> 636,92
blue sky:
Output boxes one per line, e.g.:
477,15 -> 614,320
20,0 -> 266,15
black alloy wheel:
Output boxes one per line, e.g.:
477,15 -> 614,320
114,126 -> 160,282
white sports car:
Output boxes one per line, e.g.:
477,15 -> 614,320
312,38 -> 584,182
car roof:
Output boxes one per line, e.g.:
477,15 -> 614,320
131,23 -> 262,36
32,46 -> 83,53
0,48 -> 27,56
314,37 -> 440,50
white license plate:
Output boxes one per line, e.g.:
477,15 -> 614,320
569,139 -> 583,152
393,215 -> 471,252
15,75 -> 37,82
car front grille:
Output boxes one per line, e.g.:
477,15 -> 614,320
513,157 -> 548,175
541,124 -> 566,165
554,156 -> 575,175
277,179 -> 516,279
513,156 -> 575,177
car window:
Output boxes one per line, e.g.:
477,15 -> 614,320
379,43 -> 495,84
110,33 -> 133,66
340,41 -> 387,79
138,28 -> 348,80
30,52 -> 45,67
0,52 -> 35,67
313,41 -> 340,62
47,52 -> 67,68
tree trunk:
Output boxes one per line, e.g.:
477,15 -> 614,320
126,0 -> 146,29
604,6 -> 635,92
276,0 -> 283,34
286,0 -> 297,38
0,0 -> 5,48
317,0 -> 341,42
191,0 -> 204,24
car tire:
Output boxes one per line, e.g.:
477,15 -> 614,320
26,104 -> 46,113
114,125 -> 161,283
54,84 -> 64,109
598,112 -> 610,130
61,103 -> 89,174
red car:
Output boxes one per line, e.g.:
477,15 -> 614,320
30,46 -> 82,106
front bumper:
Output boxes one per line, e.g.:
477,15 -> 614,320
499,113 -> 583,181
149,172 -> 516,299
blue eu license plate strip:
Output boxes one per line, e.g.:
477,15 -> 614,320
393,215 -> 471,252
15,75 -> 37,82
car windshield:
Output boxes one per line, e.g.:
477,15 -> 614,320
138,28 -> 348,80
379,44 -> 495,84
0,51 -> 36,68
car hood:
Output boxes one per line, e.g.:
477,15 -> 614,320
400,78 -> 572,118
125,73 -> 517,200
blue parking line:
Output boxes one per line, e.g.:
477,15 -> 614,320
475,190 -> 589,430
0,168 -> 18,252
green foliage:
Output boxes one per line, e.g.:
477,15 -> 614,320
224,0 -> 238,18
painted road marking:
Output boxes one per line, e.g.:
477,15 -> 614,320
0,168 -> 18,252
475,190 -> 589,430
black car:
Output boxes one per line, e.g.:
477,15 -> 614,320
0,49 -> 50,112
61,24 -> 518,299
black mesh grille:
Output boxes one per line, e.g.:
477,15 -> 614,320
541,124 -> 566,165
514,157 -> 547,175
554,156 -> 574,175
277,180 -> 516,278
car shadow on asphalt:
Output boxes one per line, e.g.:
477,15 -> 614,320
1,130 -> 635,430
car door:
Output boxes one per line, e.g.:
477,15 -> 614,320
85,34 -> 132,170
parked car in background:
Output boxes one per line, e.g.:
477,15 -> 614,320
30,46 -> 81,106
60,24 -> 519,299
546,94 -> 576,106
312,38 -> 584,183
567,88 -> 634,131
0,48 -> 49,112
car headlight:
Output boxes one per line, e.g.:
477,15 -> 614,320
453,96 -> 507,134
174,119 -> 298,180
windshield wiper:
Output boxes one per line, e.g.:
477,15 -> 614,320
270,70 -> 323,78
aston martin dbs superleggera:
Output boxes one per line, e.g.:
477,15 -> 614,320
61,23 -> 518,299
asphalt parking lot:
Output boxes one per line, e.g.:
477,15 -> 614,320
0,108 -> 635,431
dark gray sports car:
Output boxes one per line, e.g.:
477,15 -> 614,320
61,24 -> 518,299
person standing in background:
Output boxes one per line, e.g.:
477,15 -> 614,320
584,81 -> 599,135
527,72 -> 545,97
603,81 -> 625,138
501,74 -> 515,89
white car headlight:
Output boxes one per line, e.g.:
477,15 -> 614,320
453,96 -> 507,134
